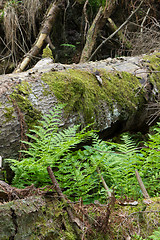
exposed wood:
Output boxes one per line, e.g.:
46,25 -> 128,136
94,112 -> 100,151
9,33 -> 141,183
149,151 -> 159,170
47,166 -> 66,202
140,8 -> 151,33
135,169 -> 150,199
0,180 -> 38,201
14,0 -> 65,73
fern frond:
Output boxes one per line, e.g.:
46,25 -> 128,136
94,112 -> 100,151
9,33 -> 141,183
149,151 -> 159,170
117,134 -> 137,154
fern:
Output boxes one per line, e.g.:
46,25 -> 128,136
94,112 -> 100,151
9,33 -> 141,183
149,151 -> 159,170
148,227 -> 160,240
140,122 -> 160,196
7,104 -> 160,201
8,105 -> 94,188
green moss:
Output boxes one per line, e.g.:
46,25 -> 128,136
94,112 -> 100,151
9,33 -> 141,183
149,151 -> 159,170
4,107 -> 15,122
143,52 -> 160,91
42,69 -> 142,125
10,81 -> 42,129
42,45 -> 54,60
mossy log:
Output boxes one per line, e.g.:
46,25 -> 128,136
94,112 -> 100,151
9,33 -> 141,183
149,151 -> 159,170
0,52 -> 160,160
0,194 -> 159,239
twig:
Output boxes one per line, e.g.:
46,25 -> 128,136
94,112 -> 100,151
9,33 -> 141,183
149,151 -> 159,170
140,8 -> 151,33
0,156 -> 2,169
47,166 -> 86,237
96,167 -> 112,198
135,169 -> 150,199
128,210 -> 160,217
83,0 -> 89,42
89,0 -> 144,61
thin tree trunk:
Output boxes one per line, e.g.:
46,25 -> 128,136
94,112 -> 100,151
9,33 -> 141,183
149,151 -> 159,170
14,0 -> 65,73
80,0 -> 117,63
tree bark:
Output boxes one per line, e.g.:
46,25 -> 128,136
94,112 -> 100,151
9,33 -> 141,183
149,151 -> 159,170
14,0 -> 65,73
80,0 -> 117,63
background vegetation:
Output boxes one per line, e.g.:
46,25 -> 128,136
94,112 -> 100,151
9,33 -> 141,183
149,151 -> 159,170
0,0 -> 160,72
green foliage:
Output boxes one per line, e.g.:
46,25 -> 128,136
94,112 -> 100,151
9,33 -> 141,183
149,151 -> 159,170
148,227 -> 160,240
8,105 -> 94,188
132,233 -> 145,240
89,0 -> 106,9
132,227 -> 160,240
106,134 -> 141,197
6,0 -> 22,7
8,104 -> 160,202
60,44 -> 76,51
140,123 -> 160,196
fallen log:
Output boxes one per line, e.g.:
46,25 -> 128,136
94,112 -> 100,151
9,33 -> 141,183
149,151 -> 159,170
0,192 -> 159,239
0,52 -> 160,161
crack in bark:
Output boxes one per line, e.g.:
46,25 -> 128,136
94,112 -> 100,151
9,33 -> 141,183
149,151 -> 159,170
10,207 -> 18,239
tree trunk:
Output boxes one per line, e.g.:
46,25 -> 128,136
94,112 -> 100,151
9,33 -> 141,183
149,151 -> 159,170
0,52 -> 160,161
80,0 -> 117,63
14,0 -> 65,73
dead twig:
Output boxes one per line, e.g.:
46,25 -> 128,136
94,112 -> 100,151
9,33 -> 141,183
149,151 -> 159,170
47,166 -> 86,238
135,169 -> 150,199
96,167 -> 112,198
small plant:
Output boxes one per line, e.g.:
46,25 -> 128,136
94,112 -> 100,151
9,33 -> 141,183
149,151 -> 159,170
60,43 -> 76,51
7,104 -> 160,202
140,122 -> 160,196
148,227 -> 160,240
8,105 -> 94,190
132,233 -> 145,240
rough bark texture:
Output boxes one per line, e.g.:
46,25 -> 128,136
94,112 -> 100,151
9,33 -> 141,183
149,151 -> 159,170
0,52 -> 160,161
0,195 -> 78,240
0,194 -> 159,239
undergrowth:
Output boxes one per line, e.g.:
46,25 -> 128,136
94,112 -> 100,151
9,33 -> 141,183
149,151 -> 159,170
7,105 -> 160,203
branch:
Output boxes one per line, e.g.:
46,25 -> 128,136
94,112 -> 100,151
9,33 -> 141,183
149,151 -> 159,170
135,169 -> 150,199
97,167 -> 112,198
88,0 -> 144,61
14,0 -> 65,73
47,166 -> 85,235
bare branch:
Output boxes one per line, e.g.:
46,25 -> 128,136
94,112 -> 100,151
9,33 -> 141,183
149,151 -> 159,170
89,0 -> 144,61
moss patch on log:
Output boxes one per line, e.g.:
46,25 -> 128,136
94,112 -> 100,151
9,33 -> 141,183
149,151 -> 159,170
4,106 -> 15,122
42,45 -> 54,60
10,81 -> 42,129
0,195 -> 159,239
143,52 -> 160,90
42,69 -> 143,124
0,195 -> 77,240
